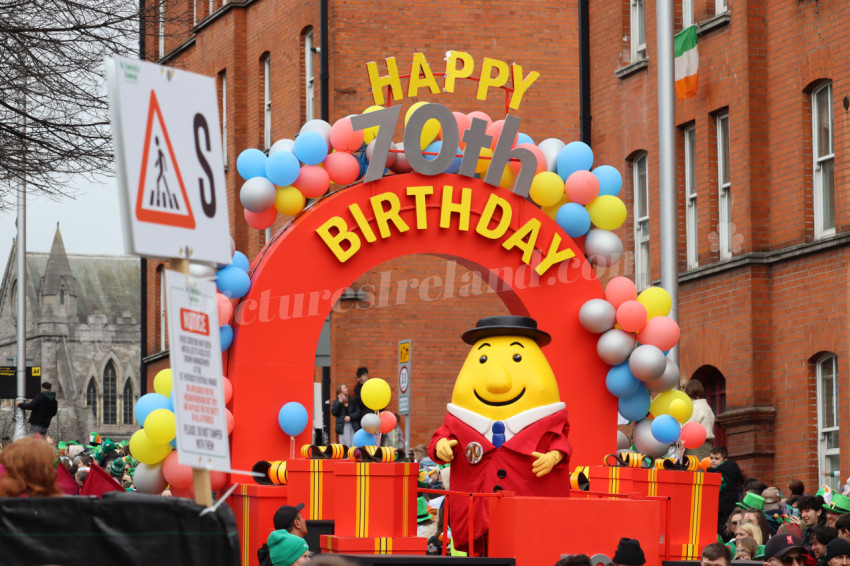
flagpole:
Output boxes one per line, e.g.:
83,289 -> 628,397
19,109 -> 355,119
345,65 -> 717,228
656,0 -> 679,366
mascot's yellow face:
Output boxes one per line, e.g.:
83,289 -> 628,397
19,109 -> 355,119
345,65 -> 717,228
451,335 -> 562,421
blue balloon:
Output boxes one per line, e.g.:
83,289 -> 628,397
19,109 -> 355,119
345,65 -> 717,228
293,131 -> 329,165
220,324 -> 233,351
236,149 -> 268,181
169,438 -> 178,449
424,141 -> 462,174
278,402 -> 309,436
352,429 -> 378,447
265,149 -> 300,187
556,141 -> 594,180
135,393 -> 172,427
650,414 -> 681,444
517,132 -> 535,146
216,265 -> 251,299
593,165 -> 623,197
618,385 -> 650,422
231,251 -> 249,272
606,362 -> 640,398
555,203 -> 592,238
169,390 -> 175,411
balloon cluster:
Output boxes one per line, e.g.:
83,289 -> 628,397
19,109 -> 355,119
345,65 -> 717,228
130,368 -> 235,497
579,278 -> 706,456
351,378 -> 395,448
216,250 -> 251,351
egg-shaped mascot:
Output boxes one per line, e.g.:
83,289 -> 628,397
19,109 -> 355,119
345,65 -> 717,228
428,315 -> 572,554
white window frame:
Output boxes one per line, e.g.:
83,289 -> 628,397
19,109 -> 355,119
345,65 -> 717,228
716,112 -> 732,259
158,2 -> 165,58
305,30 -> 315,122
812,82 -> 835,239
684,125 -> 698,269
263,55 -> 271,150
816,353 -> 840,492
209,0 -> 215,14
715,0 -> 728,13
633,153 -> 650,290
683,0 -> 694,28
193,0 -> 197,26
630,0 -> 646,62
221,71 -> 228,166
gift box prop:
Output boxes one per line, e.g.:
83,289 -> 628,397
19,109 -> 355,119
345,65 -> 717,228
231,483 -> 289,566
320,534 -> 426,555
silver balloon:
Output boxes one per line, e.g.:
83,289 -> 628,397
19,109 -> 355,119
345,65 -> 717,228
189,262 -> 216,279
366,140 -> 397,168
300,119 -> 332,148
646,358 -> 680,393
596,328 -> 636,365
632,417 -> 672,458
133,462 -> 168,494
270,138 -> 295,155
579,298 -> 617,334
628,344 -> 667,382
538,138 -> 565,172
617,430 -> 630,451
585,229 -> 623,267
361,413 -> 381,434
390,142 -> 412,173
239,177 -> 276,213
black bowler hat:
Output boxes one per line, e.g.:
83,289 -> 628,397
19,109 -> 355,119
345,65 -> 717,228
461,315 -> 551,346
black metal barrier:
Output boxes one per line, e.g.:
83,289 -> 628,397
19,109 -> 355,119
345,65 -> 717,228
332,557 -> 515,566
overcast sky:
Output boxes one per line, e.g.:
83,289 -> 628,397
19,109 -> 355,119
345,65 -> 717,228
0,175 -> 127,276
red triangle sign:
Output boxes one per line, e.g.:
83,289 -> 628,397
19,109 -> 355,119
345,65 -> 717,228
135,90 -> 196,228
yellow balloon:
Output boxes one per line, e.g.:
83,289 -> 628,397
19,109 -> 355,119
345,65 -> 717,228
153,369 -> 172,398
498,164 -> 515,189
586,195 -> 627,230
649,389 -> 691,420
541,194 -> 570,221
144,408 -> 176,444
405,101 -> 441,150
529,172 -> 567,207
668,398 -> 693,423
361,378 -> 392,411
274,186 -> 306,216
475,147 -> 493,176
129,429 -> 173,465
362,105 -> 384,144
638,286 -> 673,319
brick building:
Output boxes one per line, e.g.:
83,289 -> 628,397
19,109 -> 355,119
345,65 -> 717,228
142,0 -> 845,491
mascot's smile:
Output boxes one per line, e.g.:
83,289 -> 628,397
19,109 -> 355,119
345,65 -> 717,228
474,387 -> 526,406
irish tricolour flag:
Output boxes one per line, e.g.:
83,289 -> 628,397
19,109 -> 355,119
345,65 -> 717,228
674,25 -> 699,100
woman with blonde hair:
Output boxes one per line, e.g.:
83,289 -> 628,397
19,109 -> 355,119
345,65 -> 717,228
0,436 -> 63,497
735,521 -> 763,546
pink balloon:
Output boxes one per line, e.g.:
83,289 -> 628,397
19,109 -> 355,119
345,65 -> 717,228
162,451 -> 193,488
217,293 -> 233,326
636,316 -> 681,352
243,206 -> 277,230
605,277 -> 638,308
565,170 -> 601,205
510,143 -> 547,175
293,165 -> 330,199
324,152 -> 361,185
210,470 -> 228,491
486,119 -> 519,151
170,484 -> 194,499
616,300 -> 648,333
222,376 -> 233,404
379,411 -> 397,434
329,116 -> 365,153
453,112 -> 472,148
680,421 -> 707,449
467,110 -> 492,128
226,408 -> 234,435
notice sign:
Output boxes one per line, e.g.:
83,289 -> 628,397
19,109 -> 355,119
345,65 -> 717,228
398,339 -> 411,415
165,270 -> 230,471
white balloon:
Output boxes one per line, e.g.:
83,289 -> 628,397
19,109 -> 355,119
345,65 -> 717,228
365,140 -> 397,168
579,299 -> 617,334
133,462 -> 168,494
597,329 -> 636,365
585,229 -> 623,267
646,358 -> 680,393
300,119 -> 332,148
188,262 -> 216,279
632,418 -> 672,458
617,430 -> 630,451
239,177 -> 276,213
270,138 -> 295,155
629,344 -> 668,382
538,138 -> 566,172
361,413 -> 381,434
390,142 -> 412,173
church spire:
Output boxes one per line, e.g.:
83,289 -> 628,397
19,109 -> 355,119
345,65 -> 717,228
41,224 -> 77,296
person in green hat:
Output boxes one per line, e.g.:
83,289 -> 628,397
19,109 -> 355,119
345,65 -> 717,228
108,458 -> 125,480
737,492 -> 766,511
265,530 -> 310,566
824,493 -> 850,528
416,496 -> 436,538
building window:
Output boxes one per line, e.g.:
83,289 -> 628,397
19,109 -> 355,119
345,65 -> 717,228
122,379 -> 134,425
633,152 -> 650,289
816,353 -> 840,491
263,54 -> 271,150
684,125 -> 697,269
683,0 -> 694,28
812,82 -> 834,238
304,29 -> 314,123
86,379 -> 98,424
60,288 -> 65,305
157,265 -> 167,351
219,71 -> 228,166
158,2 -> 165,58
630,0 -> 646,62
716,112 -> 732,259
103,361 -> 117,425
715,0 -> 728,14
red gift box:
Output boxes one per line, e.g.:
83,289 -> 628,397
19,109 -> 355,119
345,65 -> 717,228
286,458 -> 337,521
581,465 -> 641,495
332,462 -> 418,538
230,483 -> 288,566
320,534 -> 427,555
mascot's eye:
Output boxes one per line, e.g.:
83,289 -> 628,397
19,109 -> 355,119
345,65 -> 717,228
512,354 -> 522,362
479,355 -> 487,364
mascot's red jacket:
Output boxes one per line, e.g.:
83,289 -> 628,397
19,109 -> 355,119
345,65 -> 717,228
427,404 -> 572,552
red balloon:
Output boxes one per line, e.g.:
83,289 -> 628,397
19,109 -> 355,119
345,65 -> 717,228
170,484 -> 194,499
210,470 -> 228,491
467,110 -> 492,128
293,165 -> 330,199
636,316 -> 681,352
217,293 -> 233,326
616,300 -> 647,333
486,119 -> 519,152
222,377 -> 233,404
565,170 -> 601,205
605,277 -> 638,308
226,408 -> 234,435
453,112 -> 472,149
243,206 -> 277,230
162,451 -> 193,488
324,152 -> 361,185
680,421 -> 707,450
329,116 -> 365,153
379,411 -> 397,434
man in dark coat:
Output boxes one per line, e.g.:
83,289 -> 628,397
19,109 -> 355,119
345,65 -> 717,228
709,445 -> 744,536
17,382 -> 58,435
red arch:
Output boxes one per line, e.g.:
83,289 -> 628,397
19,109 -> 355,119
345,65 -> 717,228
227,172 -> 615,471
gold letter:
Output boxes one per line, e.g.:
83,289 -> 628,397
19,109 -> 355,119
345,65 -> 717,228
440,185 -> 472,231
444,51 -> 474,93
348,203 -> 377,243
370,192 -> 410,238
535,233 -> 576,276
477,57 -> 510,101
408,53 -> 441,98
502,218 -> 541,265
406,185 -> 434,229
508,64 -> 540,110
316,216 -> 361,262
366,57 -> 403,106
476,193 -> 512,239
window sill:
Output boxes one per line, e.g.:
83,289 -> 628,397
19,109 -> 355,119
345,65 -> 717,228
615,58 -> 649,80
697,11 -> 731,36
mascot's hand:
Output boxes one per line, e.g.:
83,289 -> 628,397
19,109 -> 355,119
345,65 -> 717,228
436,439 -> 458,462
531,450 -> 564,477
